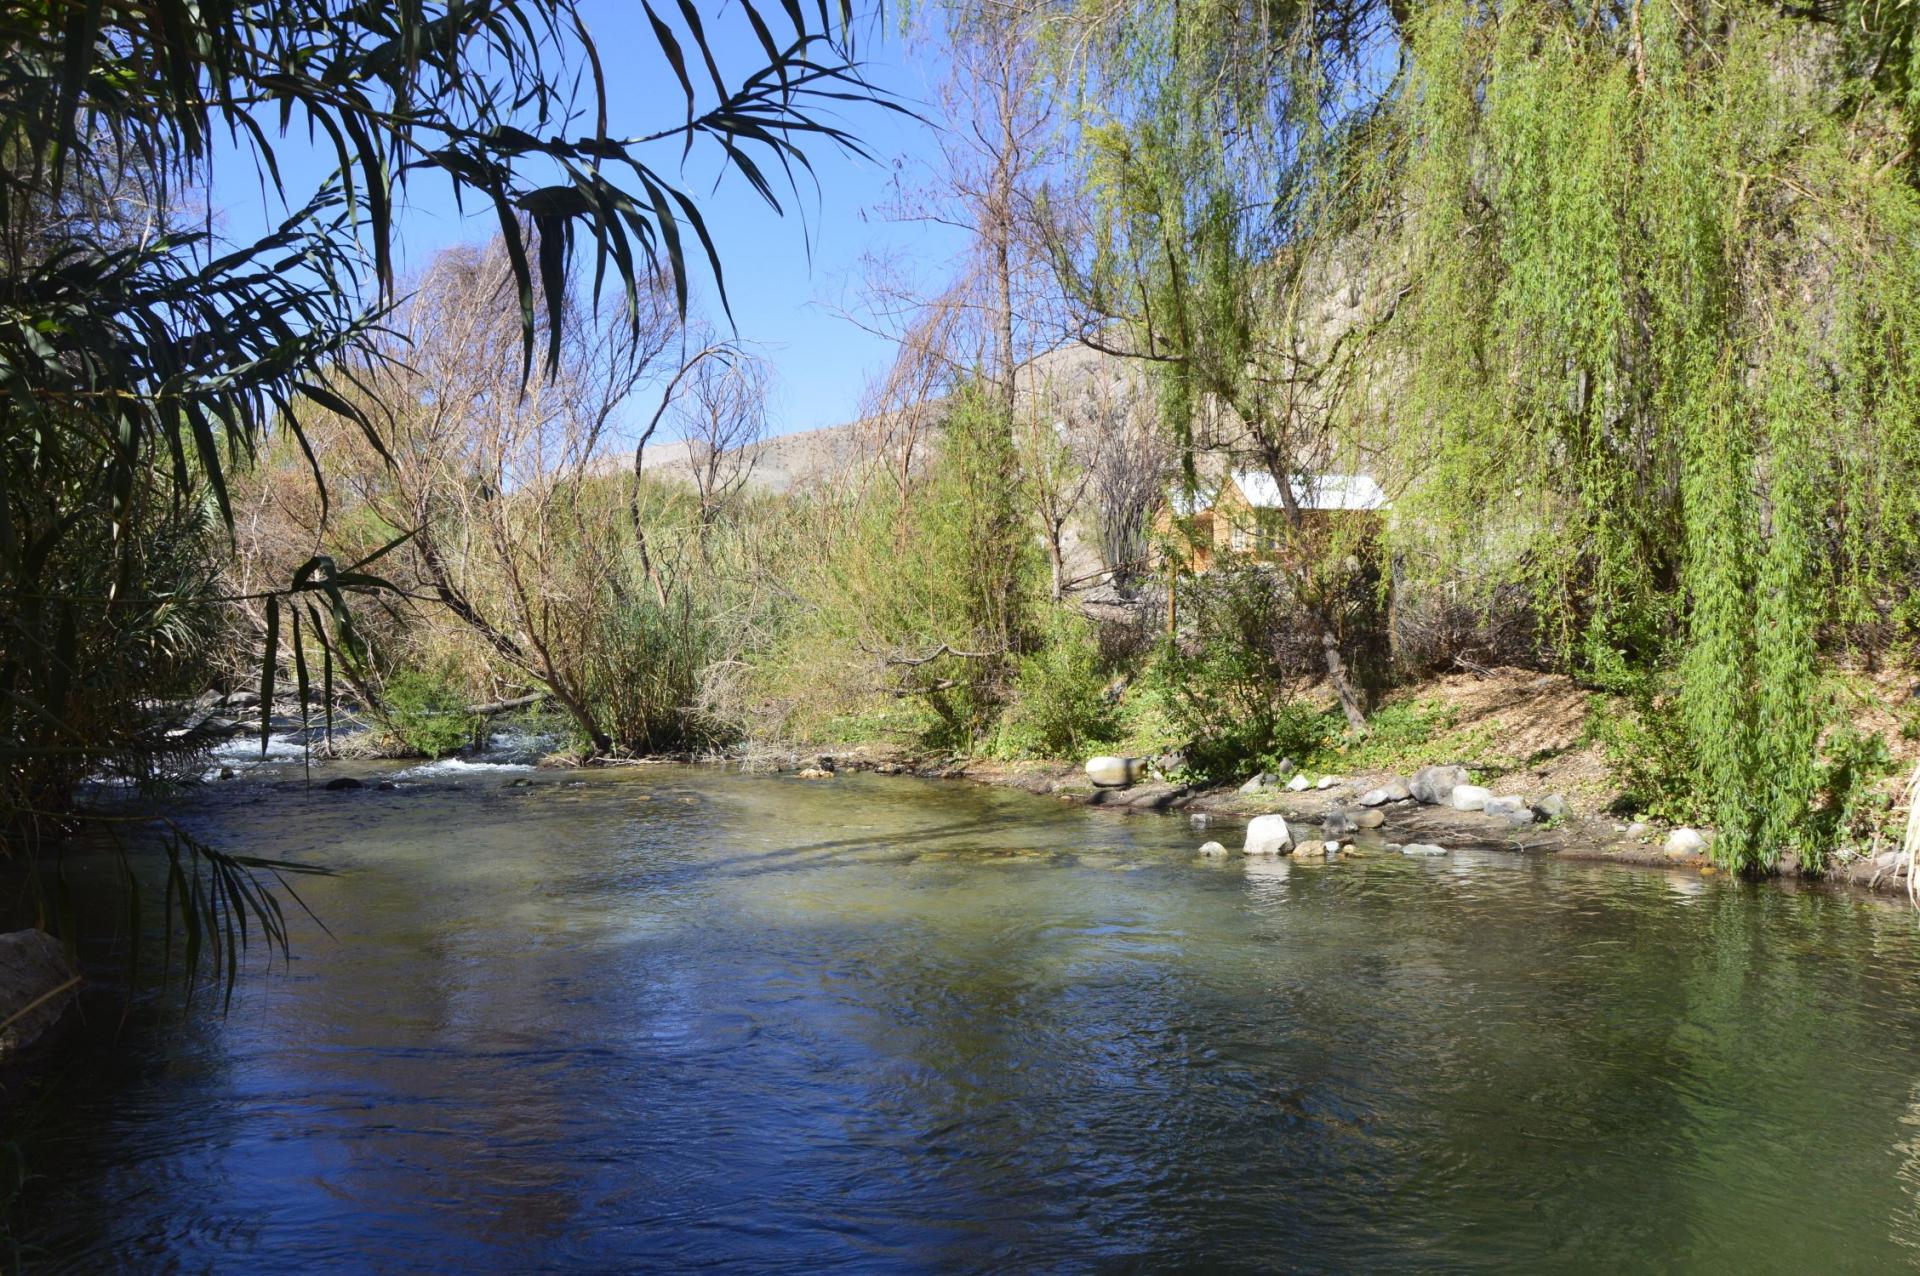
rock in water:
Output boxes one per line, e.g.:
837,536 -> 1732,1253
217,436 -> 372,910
1410,765 -> 1469,805
1401,843 -> 1449,857
1483,796 -> 1534,823
324,776 -> 364,791
0,930 -> 78,1056
795,767 -> 833,779
1085,755 -> 1142,788
1664,827 -> 1707,856
1244,814 -> 1295,856
1353,808 -> 1386,829
1291,840 -> 1326,860
1197,841 -> 1227,856
1322,808 -> 1359,837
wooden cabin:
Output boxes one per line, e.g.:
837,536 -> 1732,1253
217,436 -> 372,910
1156,471 -> 1388,573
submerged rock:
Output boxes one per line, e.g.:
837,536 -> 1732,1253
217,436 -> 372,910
324,776 -> 364,791
1085,755 -> 1143,788
1401,843 -> 1449,857
1243,814 -> 1294,856
1449,784 -> 1492,812
0,930 -> 78,1056
1198,841 -> 1227,856
1411,765 -> 1469,805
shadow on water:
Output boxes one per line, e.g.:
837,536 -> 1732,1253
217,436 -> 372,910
9,765 -> 1920,1271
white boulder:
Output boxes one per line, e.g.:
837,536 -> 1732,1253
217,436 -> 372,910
1449,784 -> 1492,812
1197,841 -> 1227,856
1664,827 -> 1708,857
1085,755 -> 1143,788
1285,774 -> 1312,792
1483,795 -> 1533,823
1244,814 -> 1295,856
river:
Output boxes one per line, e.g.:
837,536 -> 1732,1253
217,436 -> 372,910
8,761 -> 1920,1271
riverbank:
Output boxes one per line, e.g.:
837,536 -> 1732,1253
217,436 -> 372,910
753,746 -> 1920,899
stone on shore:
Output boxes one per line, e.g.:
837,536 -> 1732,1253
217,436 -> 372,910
1664,827 -> 1708,856
1449,784 -> 1492,812
0,930 -> 79,1056
1357,778 -> 1411,807
1315,775 -> 1346,790
1085,755 -> 1143,788
1285,774 -> 1312,792
1410,765 -> 1470,805
1238,772 -> 1272,794
1244,814 -> 1295,856
1483,795 -> 1534,823
1535,793 -> 1568,820
1353,808 -> 1386,829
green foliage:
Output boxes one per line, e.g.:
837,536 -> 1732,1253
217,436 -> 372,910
1396,0 -> 1920,872
1149,568 -> 1332,781
1306,699 -> 1457,775
1584,683 -> 1706,827
995,612 -> 1118,758
766,383 -> 1038,752
1809,725 -> 1896,867
380,669 -> 480,760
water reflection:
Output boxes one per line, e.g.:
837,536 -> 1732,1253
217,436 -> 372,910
9,767 -> 1920,1271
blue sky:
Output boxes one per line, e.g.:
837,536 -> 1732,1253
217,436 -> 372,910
205,2 -> 966,438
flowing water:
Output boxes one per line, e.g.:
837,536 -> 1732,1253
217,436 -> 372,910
11,764 -> 1920,1271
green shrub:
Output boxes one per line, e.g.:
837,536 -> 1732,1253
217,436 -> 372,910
380,668 -> 480,759
1307,698 -> 1457,774
1806,725 -> 1895,871
1150,569 -> 1334,781
1583,680 -> 1705,825
995,612 -> 1118,758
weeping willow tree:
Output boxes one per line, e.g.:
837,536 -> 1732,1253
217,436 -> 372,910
1042,0 -> 1403,730
1394,0 -> 1920,873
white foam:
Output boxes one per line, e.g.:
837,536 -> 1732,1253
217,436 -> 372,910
212,732 -> 309,761
394,756 -> 536,779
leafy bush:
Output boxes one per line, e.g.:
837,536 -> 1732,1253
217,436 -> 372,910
1150,568 -> 1334,780
996,612 -> 1118,758
1583,680 -> 1704,824
1307,698 -> 1457,774
1806,725 -> 1895,871
380,668 -> 480,759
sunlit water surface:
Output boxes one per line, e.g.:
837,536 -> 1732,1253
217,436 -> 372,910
11,765 -> 1920,1272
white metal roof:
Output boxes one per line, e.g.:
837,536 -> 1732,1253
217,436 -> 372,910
1234,471 -> 1388,511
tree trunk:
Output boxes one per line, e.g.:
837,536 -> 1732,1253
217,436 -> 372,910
1323,630 -> 1368,735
